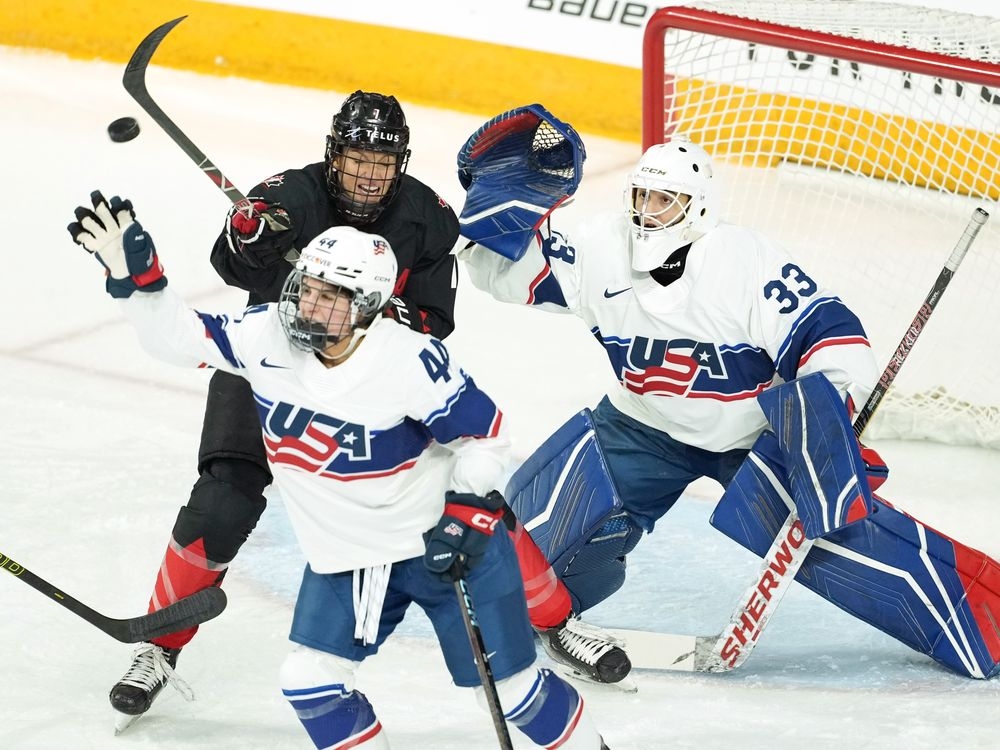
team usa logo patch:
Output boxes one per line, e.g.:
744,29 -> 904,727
260,401 -> 371,472
372,239 -> 388,255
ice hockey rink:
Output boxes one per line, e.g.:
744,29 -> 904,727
1,46 -> 998,749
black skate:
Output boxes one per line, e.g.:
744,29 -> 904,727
539,616 -> 632,684
110,643 -> 189,733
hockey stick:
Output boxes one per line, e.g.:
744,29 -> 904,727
452,562 -> 514,750
1,551 -> 227,643
123,16 -> 247,205
608,206 -> 990,673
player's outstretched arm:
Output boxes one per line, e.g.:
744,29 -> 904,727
68,191 -> 249,374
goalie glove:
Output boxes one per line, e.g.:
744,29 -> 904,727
456,103 -> 586,261
225,198 -> 294,270
67,191 -> 166,299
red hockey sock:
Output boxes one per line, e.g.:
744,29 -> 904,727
509,520 -> 572,629
148,537 -> 226,650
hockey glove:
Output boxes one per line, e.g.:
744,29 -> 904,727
225,198 -> 294,270
383,295 -> 428,333
423,490 -> 505,582
456,103 -> 586,261
68,190 -> 166,299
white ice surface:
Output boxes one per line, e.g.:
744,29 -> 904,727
0,47 -> 997,749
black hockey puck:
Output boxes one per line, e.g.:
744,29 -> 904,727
107,116 -> 141,143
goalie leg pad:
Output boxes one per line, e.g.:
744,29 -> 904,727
757,372 -> 872,539
506,409 -> 622,575
280,645 -> 388,749
560,512 -> 644,614
496,667 -> 601,749
713,432 -> 1000,678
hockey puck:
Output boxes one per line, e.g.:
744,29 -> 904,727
107,116 -> 141,143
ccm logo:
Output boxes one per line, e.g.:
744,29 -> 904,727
470,513 -> 499,532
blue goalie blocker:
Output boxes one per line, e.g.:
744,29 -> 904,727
506,409 -> 622,574
456,103 -> 586,261
758,372 -> 873,539
713,431 -> 1000,679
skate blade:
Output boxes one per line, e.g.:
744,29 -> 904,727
551,662 -> 639,694
113,710 -> 143,735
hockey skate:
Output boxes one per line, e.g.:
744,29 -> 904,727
539,616 -> 632,686
110,643 -> 191,734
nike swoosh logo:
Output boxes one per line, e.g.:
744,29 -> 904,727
260,357 -> 290,369
603,287 -> 631,299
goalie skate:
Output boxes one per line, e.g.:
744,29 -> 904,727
539,616 -> 634,690
110,643 -> 190,733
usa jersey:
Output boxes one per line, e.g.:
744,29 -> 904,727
120,289 -> 509,573
463,213 -> 877,451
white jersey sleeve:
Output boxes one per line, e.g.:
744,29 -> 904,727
118,286 -> 261,374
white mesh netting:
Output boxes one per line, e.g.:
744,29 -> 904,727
648,1 -> 1000,448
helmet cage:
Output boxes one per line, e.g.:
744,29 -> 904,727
325,91 -> 412,224
623,139 -> 718,272
277,225 -> 397,356
278,273 -> 383,355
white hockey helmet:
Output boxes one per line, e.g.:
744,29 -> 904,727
278,225 -> 397,354
624,137 -> 719,272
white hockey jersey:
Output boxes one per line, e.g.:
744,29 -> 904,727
120,289 -> 509,573
463,213 -> 877,452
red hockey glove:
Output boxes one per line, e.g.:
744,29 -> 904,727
423,491 -> 505,581
225,198 -> 294,269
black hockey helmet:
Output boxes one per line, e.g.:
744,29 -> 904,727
325,91 -> 411,224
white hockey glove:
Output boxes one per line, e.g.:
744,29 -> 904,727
68,190 -> 167,298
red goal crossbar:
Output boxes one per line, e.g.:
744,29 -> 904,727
642,5 -> 1000,150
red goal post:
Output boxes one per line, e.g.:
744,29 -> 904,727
641,1 -> 1000,449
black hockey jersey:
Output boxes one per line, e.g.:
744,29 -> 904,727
210,163 -> 460,338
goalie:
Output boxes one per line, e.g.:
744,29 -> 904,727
450,106 -> 1000,683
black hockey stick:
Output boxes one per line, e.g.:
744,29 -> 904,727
608,206 -> 990,673
452,562 -> 514,750
2,551 -> 227,643
851,207 -> 990,436
123,16 -> 247,205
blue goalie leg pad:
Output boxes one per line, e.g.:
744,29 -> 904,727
507,409 -> 623,574
713,432 -> 1000,679
758,372 -> 872,539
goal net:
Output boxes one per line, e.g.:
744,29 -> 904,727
643,1 -> 1000,448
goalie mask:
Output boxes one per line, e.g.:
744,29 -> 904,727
325,91 -> 411,224
624,138 -> 719,272
278,226 -> 397,357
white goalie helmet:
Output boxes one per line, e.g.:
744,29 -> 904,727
278,225 -> 397,355
624,137 -> 719,272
